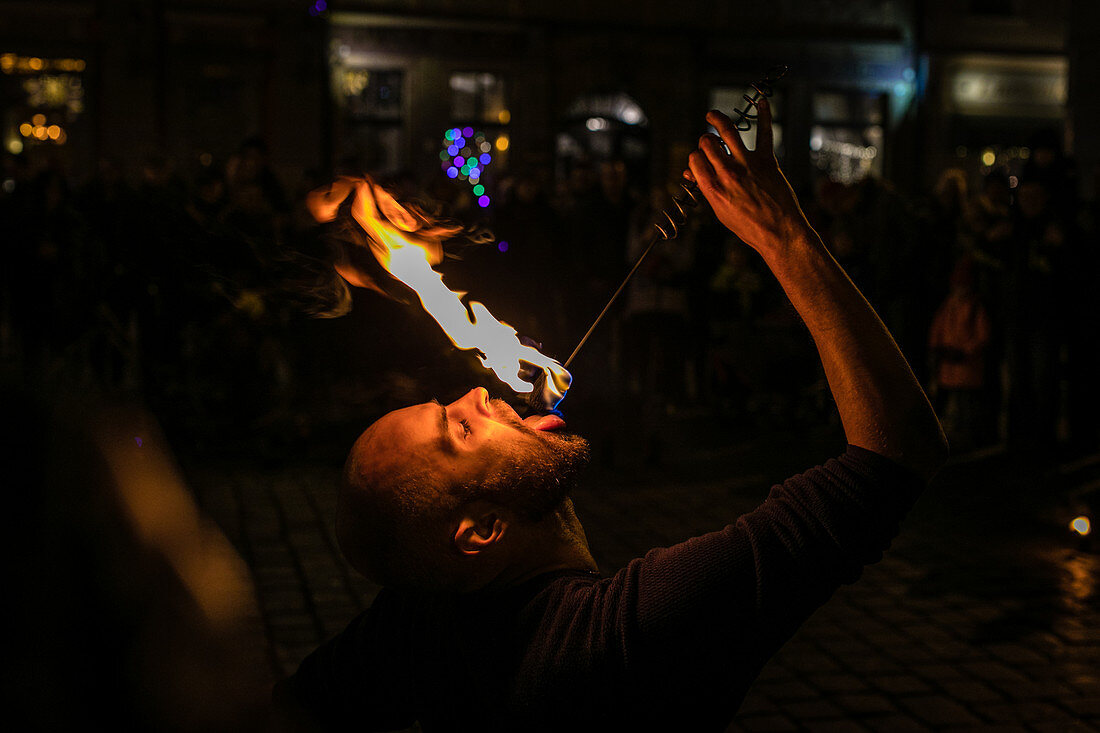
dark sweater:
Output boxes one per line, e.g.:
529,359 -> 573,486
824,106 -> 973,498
286,445 -> 923,732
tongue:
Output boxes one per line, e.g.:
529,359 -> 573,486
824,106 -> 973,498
525,413 -> 566,432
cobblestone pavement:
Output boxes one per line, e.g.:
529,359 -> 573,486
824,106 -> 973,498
186,422 -> 1100,732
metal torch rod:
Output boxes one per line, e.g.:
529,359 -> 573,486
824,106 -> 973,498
563,230 -> 662,369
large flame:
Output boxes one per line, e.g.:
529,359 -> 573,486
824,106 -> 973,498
308,176 -> 570,407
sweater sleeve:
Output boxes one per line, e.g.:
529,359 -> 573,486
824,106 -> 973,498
568,445 -> 924,725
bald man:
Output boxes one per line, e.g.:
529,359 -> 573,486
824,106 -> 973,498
275,101 -> 947,732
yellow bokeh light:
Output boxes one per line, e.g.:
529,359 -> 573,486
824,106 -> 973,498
19,122 -> 32,137
46,125 -> 61,140
75,59 -> 86,71
33,126 -> 48,140
495,134 -> 510,152
7,139 -> 23,155
28,57 -> 43,71
32,113 -> 45,126
498,109 -> 511,124
981,149 -> 996,167
1070,516 -> 1091,536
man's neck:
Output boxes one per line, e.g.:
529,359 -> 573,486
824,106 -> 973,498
487,499 -> 599,589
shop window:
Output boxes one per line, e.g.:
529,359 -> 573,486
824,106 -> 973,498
342,68 -> 404,122
449,72 -> 508,126
968,0 -> 1019,16
2,52 -> 86,160
336,67 -> 405,175
708,87 -> 784,159
556,91 -> 649,185
810,90 -> 885,184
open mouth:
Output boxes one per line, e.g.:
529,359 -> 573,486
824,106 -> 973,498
524,413 -> 566,432
490,397 -> 566,432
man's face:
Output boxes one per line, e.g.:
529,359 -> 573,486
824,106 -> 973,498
360,387 -> 588,518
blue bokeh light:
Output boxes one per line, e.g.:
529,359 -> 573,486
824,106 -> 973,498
440,126 -> 496,209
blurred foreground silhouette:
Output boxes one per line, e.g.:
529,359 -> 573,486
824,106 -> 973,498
3,386 -> 270,732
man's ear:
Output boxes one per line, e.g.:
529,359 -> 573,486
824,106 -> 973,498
453,504 -> 508,556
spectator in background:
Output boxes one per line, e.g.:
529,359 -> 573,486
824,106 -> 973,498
623,184 -> 694,461
19,168 -> 87,362
966,172 -> 1013,305
555,157 -> 639,465
928,257 -> 992,452
186,164 -> 228,230
924,168 -> 972,303
965,172 -> 1014,440
490,170 -> 566,350
1023,128 -> 1077,223
849,176 -> 923,375
1004,178 -> 1067,447
1065,162 -> 1100,446
914,168 -> 975,388
706,236 -> 764,420
225,136 -> 290,263
563,158 -> 637,300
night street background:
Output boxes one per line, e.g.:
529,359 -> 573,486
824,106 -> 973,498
4,1 -> 1100,730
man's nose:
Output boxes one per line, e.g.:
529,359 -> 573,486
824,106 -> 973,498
451,387 -> 492,417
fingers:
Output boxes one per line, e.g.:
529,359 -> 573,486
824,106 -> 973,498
756,97 -> 774,156
687,148 -> 718,196
698,132 -> 749,181
706,110 -> 749,162
698,133 -> 727,168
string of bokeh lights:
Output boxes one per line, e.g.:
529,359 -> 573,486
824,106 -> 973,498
440,126 -> 494,209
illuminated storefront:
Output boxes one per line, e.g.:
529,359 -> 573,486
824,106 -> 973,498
327,8 -> 920,197
0,51 -> 87,172
928,54 -> 1067,184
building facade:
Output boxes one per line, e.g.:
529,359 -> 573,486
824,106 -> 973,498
919,0 -> 1072,191
2,1 -> 1088,199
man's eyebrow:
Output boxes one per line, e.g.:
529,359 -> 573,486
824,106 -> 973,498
431,399 -> 454,450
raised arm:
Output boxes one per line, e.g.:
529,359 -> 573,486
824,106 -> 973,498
687,100 -> 948,479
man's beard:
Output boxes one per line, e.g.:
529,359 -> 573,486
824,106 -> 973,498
471,400 -> 590,521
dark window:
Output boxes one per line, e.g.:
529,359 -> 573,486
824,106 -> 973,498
968,0 -> 1016,16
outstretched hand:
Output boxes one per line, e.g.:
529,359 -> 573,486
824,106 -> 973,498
686,99 -> 814,259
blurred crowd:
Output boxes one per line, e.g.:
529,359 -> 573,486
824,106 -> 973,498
4,132 -> 1099,458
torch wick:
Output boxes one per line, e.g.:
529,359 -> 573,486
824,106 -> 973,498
564,229 -> 663,369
